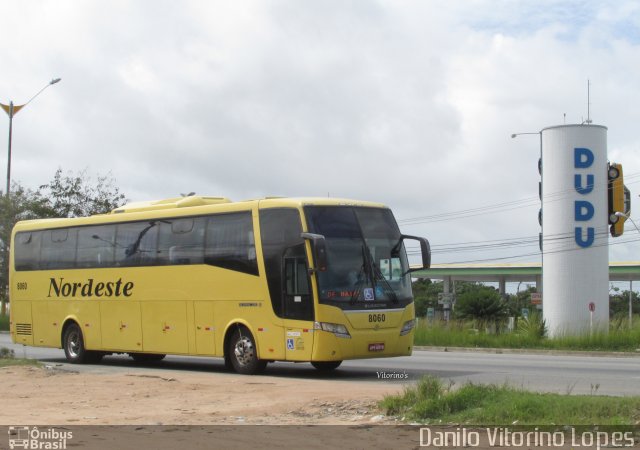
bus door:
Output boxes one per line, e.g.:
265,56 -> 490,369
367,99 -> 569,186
283,245 -> 314,360
259,208 -> 314,361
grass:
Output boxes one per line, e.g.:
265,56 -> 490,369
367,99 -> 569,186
380,376 -> 640,425
414,316 -> 640,352
0,313 -> 8,332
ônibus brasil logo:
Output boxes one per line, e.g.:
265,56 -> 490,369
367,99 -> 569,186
8,426 -> 73,449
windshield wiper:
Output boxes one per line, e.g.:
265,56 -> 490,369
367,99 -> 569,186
349,243 -> 398,304
349,245 -> 370,304
371,260 -> 399,304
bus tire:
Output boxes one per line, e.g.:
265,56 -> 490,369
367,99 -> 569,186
130,353 -> 166,363
63,323 -> 102,364
311,361 -> 342,371
227,327 -> 266,375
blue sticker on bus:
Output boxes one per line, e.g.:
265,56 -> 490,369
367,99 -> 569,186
364,288 -> 374,301
286,338 -> 295,350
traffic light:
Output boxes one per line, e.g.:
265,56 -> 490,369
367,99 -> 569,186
607,162 -> 631,237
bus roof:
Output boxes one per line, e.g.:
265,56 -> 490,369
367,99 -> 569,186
12,196 -> 389,232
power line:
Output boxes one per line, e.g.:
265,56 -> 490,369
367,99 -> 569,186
398,171 -> 640,226
405,230 -> 640,265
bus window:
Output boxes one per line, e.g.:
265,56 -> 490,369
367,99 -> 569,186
205,212 -> 258,275
115,221 -> 159,266
40,228 -> 78,269
158,218 -> 205,265
14,231 -> 42,271
77,226 -> 115,268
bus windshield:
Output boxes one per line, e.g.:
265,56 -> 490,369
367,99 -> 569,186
304,206 -> 412,310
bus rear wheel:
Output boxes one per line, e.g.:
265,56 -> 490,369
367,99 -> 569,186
227,327 -> 266,375
62,323 -> 103,364
311,361 -> 342,372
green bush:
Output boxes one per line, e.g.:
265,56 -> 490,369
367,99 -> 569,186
0,347 -> 15,359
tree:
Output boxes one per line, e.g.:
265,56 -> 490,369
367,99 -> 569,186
0,169 -> 126,316
36,168 -> 126,218
454,284 -> 509,331
412,278 -> 442,317
609,289 -> 640,320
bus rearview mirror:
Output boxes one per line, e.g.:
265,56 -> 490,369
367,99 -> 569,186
399,235 -> 431,270
301,232 -> 328,272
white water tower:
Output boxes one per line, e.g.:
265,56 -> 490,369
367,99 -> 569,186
541,124 -> 609,335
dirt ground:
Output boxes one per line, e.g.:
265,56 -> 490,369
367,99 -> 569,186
0,364 -> 406,425
3,365 -> 632,450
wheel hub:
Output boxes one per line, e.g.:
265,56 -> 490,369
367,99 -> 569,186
234,337 -> 254,366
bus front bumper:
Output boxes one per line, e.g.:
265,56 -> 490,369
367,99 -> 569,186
310,328 -> 414,362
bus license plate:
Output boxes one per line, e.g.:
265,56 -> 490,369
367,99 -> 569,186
368,343 -> 385,352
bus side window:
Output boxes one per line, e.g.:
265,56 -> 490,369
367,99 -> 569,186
40,228 -> 78,269
115,222 -> 159,266
77,226 -> 115,268
205,212 -> 258,275
159,218 -> 205,265
14,231 -> 42,271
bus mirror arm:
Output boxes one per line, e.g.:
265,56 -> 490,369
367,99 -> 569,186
399,235 -> 431,270
301,232 -> 328,272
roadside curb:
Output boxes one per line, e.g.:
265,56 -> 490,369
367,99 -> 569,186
413,345 -> 640,358
0,331 -> 8,335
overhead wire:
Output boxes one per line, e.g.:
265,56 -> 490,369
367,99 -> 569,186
398,170 -> 640,226
397,167 -> 639,264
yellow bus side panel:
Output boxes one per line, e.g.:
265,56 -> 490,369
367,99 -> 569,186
32,300 -> 57,347
141,301 -> 188,354
100,301 -> 143,352
194,301 -> 216,355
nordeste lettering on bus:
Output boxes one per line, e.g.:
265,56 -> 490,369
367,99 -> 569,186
48,277 -> 134,298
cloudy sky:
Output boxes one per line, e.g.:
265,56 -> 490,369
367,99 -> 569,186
1,0 -> 640,273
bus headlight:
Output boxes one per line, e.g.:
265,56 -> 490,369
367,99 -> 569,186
314,321 -> 351,339
399,319 -> 415,336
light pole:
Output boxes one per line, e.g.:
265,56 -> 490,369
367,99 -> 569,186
614,211 -> 638,328
1,78 -> 61,197
0,77 -> 61,317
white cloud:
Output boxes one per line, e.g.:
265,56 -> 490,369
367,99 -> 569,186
1,0 -> 639,267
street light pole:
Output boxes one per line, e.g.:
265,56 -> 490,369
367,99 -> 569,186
5,101 -> 15,198
0,78 -> 61,317
1,78 -> 61,197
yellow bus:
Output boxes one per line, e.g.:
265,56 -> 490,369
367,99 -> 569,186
10,196 -> 430,374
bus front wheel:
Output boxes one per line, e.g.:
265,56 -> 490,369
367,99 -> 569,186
311,361 -> 342,372
227,327 -> 267,375
62,323 -> 103,364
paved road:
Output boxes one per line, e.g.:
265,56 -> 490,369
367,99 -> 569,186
1,333 -> 638,396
